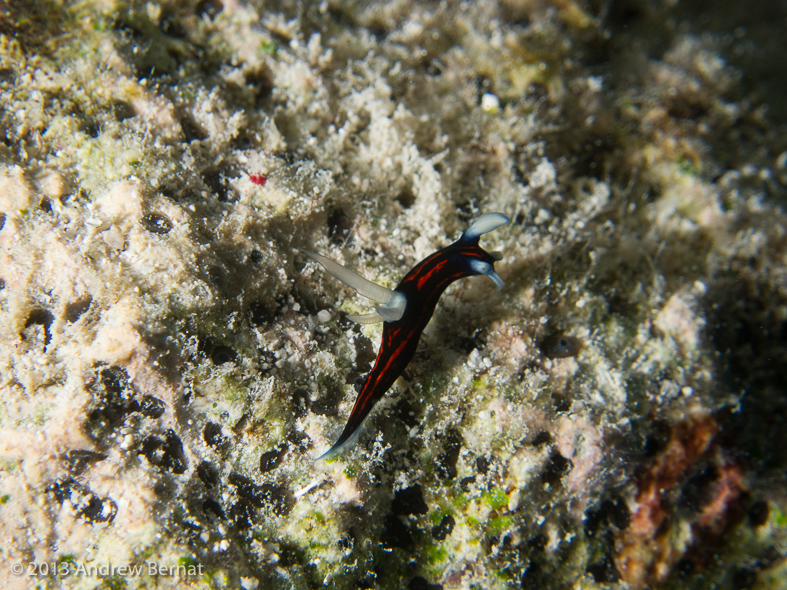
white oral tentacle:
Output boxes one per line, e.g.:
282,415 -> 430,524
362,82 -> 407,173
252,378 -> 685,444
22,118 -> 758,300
303,250 -> 408,322
375,291 -> 407,322
302,250 -> 397,304
346,312 -> 385,324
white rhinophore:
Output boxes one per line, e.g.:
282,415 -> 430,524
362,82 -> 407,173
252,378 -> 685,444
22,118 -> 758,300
469,259 -> 505,290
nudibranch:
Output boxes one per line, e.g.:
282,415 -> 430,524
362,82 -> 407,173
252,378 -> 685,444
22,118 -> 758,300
304,212 -> 509,460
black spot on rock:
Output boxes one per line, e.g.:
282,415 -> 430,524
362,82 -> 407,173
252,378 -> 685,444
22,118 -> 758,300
275,543 -> 320,584
64,296 -> 92,322
395,399 -> 419,429
207,266 -> 226,288
228,496 -> 257,529
732,566 -> 758,590
177,107 -> 208,142
84,366 -> 166,439
22,308 -> 55,347
211,344 -> 237,365
455,328 -> 488,354
338,534 -> 353,552
286,429 -> 311,450
85,366 -> 137,437
542,452 -> 571,486
459,476 -> 476,490
327,206 -> 352,245
139,429 -> 187,474
203,421 -> 230,451
431,514 -> 455,541
202,168 -> 238,203
203,497 -> 224,519
749,500 -> 769,527
248,300 -> 275,325
138,395 -> 166,418
395,185 -> 415,209
63,449 -> 108,476
141,213 -> 172,234
587,554 -> 621,583
436,430 -> 462,480
312,381 -> 343,417
585,496 -> 631,537
249,249 -> 263,264
291,388 -> 311,419
552,394 -> 572,413
532,431 -> 553,446
196,0 -> 223,18
643,419 -> 672,457
48,477 -> 117,524
197,461 -> 220,488
679,466 -> 718,512
244,65 -> 275,106
259,444 -> 286,473
540,333 -> 583,359
392,485 -> 428,516
228,472 -> 295,517
408,576 -> 442,590
381,513 -> 414,552
111,99 -> 136,121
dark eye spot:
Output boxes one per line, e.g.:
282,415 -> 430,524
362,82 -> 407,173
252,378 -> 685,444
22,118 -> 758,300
141,213 -> 172,234
540,333 -> 583,359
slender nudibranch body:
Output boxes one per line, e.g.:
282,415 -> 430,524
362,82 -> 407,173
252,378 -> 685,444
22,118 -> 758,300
303,212 -> 509,460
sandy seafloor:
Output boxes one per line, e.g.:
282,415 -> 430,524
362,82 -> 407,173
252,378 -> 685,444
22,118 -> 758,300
1,0 -> 787,588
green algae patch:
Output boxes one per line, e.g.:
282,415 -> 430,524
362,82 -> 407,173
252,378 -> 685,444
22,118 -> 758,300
423,543 -> 449,578
483,487 -> 509,511
430,506 -> 453,525
487,514 -> 515,536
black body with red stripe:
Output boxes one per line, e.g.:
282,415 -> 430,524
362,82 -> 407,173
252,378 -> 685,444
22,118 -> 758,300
320,236 -> 500,458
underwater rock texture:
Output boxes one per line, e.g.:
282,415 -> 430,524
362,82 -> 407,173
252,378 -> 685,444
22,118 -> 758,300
1,0 -> 786,588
